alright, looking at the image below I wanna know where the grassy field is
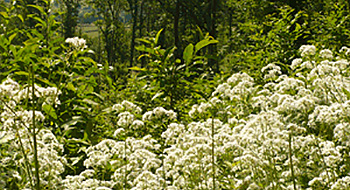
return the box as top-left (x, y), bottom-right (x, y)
top-left (79, 23), bottom-right (99, 38)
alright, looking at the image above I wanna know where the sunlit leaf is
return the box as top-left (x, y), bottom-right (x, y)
top-left (183, 43), bottom-right (194, 64)
top-left (194, 39), bottom-right (219, 54)
top-left (42, 104), bottom-right (57, 119)
top-left (154, 29), bottom-right (163, 45)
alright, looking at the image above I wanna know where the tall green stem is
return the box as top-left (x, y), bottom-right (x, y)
top-left (124, 138), bottom-right (127, 190)
top-left (211, 117), bottom-right (216, 190)
top-left (289, 129), bottom-right (296, 190)
top-left (32, 63), bottom-right (40, 190)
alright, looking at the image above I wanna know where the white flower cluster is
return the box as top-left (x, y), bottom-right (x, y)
top-left (112, 100), bottom-right (142, 114)
top-left (320, 49), bottom-right (333, 59)
top-left (142, 107), bottom-right (177, 121)
top-left (212, 73), bottom-right (256, 101)
top-left (62, 169), bottom-right (114, 190)
top-left (0, 78), bottom-right (65, 189)
top-left (65, 135), bottom-right (161, 189)
top-left (261, 63), bottom-right (282, 80)
top-left (300, 44), bottom-right (316, 57)
top-left (155, 45), bottom-right (350, 189)
top-left (65, 37), bottom-right (87, 51)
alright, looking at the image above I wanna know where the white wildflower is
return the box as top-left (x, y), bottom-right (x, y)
top-left (261, 63), bottom-right (282, 80)
top-left (291, 58), bottom-right (303, 70)
top-left (340, 46), bottom-right (350, 56)
top-left (65, 37), bottom-right (87, 50)
top-left (299, 45), bottom-right (316, 57)
top-left (320, 49), bottom-right (333, 59)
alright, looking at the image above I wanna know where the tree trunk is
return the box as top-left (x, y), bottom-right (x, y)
top-left (229, 7), bottom-right (232, 37)
top-left (130, 0), bottom-right (138, 67)
top-left (174, 0), bottom-right (181, 58)
top-left (209, 0), bottom-right (218, 73)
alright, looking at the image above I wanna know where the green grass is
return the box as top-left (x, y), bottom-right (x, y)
top-left (79, 23), bottom-right (99, 38)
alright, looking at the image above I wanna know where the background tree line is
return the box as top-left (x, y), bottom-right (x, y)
top-left (2, 0), bottom-right (350, 79)
top-left (2, 0), bottom-right (350, 115)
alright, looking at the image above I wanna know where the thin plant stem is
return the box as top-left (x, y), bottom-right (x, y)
top-left (162, 154), bottom-right (166, 190)
top-left (31, 63), bottom-right (40, 190)
top-left (288, 129), bottom-right (296, 190)
top-left (124, 137), bottom-right (127, 190)
top-left (211, 116), bottom-right (216, 190)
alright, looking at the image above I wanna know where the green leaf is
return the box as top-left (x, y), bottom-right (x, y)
top-left (151, 91), bottom-right (164, 101)
top-left (14, 71), bottom-right (29, 76)
top-left (70, 156), bottom-right (84, 166)
top-left (88, 92), bottom-right (104, 101)
top-left (27, 5), bottom-right (45, 15)
top-left (62, 116), bottom-right (84, 133)
top-left (154, 29), bottom-right (163, 45)
top-left (42, 104), bottom-right (57, 119)
top-left (8, 33), bottom-right (17, 43)
top-left (194, 39), bottom-right (219, 54)
top-left (17, 14), bottom-right (24, 23)
top-left (136, 38), bottom-right (152, 45)
top-left (66, 82), bottom-right (76, 92)
top-left (129, 66), bottom-right (146, 72)
top-left (137, 54), bottom-right (151, 61)
top-left (0, 12), bottom-right (8, 19)
top-left (343, 88), bottom-right (350, 99)
top-left (135, 45), bottom-right (155, 54)
top-left (82, 98), bottom-right (99, 106)
top-left (35, 77), bottom-right (56, 87)
top-left (183, 43), bottom-right (194, 63)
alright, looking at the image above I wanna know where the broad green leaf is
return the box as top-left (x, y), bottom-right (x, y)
top-left (42, 104), bottom-right (57, 119)
top-left (183, 43), bottom-right (194, 63)
top-left (343, 88), bottom-right (350, 99)
top-left (17, 14), bottom-right (24, 23)
top-left (0, 12), bottom-right (8, 19)
top-left (8, 33), bottom-right (17, 43)
top-left (194, 39), bottom-right (219, 54)
top-left (67, 82), bottom-right (76, 92)
top-left (135, 45), bottom-right (155, 54)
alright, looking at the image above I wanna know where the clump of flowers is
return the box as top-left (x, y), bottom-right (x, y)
top-left (0, 79), bottom-right (65, 189)
top-left (65, 37), bottom-right (87, 51)
top-left (300, 44), bottom-right (316, 57)
top-left (3, 45), bottom-right (350, 190)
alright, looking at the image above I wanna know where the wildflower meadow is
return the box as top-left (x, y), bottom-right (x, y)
top-left (1, 0), bottom-right (350, 189)
top-left (2, 37), bottom-right (350, 189)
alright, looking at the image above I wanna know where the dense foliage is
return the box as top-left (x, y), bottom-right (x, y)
top-left (1, 0), bottom-right (350, 189)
